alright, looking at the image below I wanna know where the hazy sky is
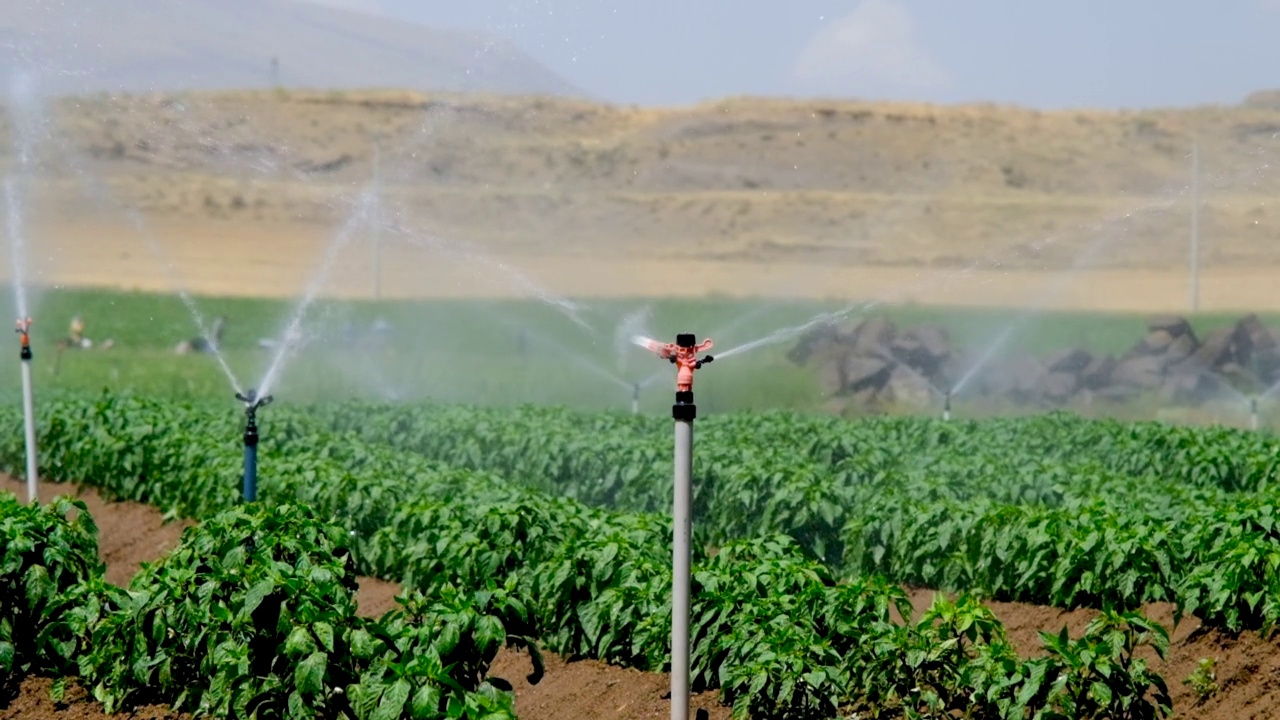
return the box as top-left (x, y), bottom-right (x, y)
top-left (304, 0), bottom-right (1280, 109)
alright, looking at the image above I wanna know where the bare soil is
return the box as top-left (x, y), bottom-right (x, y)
top-left (5, 475), bottom-right (1278, 719)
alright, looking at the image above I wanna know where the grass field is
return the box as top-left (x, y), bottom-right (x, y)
top-left (3, 286), bottom-right (1276, 421)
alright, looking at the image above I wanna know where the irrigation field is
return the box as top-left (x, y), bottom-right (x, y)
top-left (5, 288), bottom-right (1279, 417)
top-left (4, 291), bottom-right (1280, 719)
top-left (5, 384), bottom-right (1280, 717)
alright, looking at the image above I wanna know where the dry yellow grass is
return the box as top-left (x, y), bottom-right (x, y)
top-left (2, 89), bottom-right (1279, 309)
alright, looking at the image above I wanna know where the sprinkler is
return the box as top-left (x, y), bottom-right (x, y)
top-left (641, 332), bottom-right (714, 720)
top-left (1251, 397), bottom-right (1260, 432)
top-left (15, 318), bottom-right (36, 503)
top-left (235, 389), bottom-right (274, 502)
top-left (631, 382), bottom-right (641, 415)
top-left (943, 389), bottom-right (953, 422)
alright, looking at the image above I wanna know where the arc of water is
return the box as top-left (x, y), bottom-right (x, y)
top-left (379, 216), bottom-right (595, 334)
top-left (949, 198), bottom-right (1177, 397)
top-left (257, 187), bottom-right (378, 398)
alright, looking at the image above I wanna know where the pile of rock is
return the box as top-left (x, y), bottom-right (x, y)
top-left (788, 313), bottom-right (1280, 410)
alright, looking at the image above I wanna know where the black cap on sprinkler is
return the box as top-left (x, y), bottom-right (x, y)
top-left (676, 333), bottom-right (696, 348)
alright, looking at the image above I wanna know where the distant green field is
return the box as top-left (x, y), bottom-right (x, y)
top-left (0, 286), bottom-right (1274, 416)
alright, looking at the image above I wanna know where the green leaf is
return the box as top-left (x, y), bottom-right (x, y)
top-left (295, 651), bottom-right (327, 695)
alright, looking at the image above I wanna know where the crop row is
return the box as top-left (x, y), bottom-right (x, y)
top-left (0, 394), bottom-right (1173, 718)
top-left (1, 494), bottom-right (520, 718)
top-left (303, 402), bottom-right (1280, 630)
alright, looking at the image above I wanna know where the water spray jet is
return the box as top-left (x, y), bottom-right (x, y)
top-left (639, 332), bottom-right (714, 720)
top-left (235, 389), bottom-right (274, 503)
top-left (15, 318), bottom-right (36, 502)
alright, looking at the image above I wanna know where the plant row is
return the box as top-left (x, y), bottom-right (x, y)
top-left (301, 401), bottom-right (1280, 631)
top-left (0, 394), bottom-right (1174, 718)
top-left (0, 493), bottom-right (521, 718)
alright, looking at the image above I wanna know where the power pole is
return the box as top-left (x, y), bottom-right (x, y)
top-left (372, 138), bottom-right (382, 304)
top-left (1190, 138), bottom-right (1201, 313)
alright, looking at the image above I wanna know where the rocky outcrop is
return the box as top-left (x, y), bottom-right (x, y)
top-left (790, 313), bottom-right (1280, 410)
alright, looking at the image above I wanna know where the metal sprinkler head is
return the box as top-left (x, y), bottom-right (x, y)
top-left (235, 388), bottom-right (275, 418)
top-left (15, 317), bottom-right (31, 360)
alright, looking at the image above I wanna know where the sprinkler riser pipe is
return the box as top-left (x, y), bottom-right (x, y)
top-left (1251, 398), bottom-right (1260, 432)
top-left (632, 384), bottom-right (641, 415)
top-left (671, 421), bottom-right (692, 720)
top-left (671, 393), bottom-right (694, 720)
top-left (243, 421), bottom-right (259, 502)
top-left (943, 391), bottom-right (952, 422)
top-left (20, 358), bottom-right (36, 503)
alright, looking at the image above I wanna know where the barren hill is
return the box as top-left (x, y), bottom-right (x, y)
top-left (0, 0), bottom-right (580, 97)
top-left (3, 89), bottom-right (1280, 308)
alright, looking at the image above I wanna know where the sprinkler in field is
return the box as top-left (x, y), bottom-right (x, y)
top-left (15, 318), bottom-right (36, 503)
top-left (639, 332), bottom-right (713, 720)
top-left (1251, 396), bottom-right (1260, 432)
top-left (235, 389), bottom-right (274, 502)
top-left (631, 382), bottom-right (641, 415)
top-left (943, 389), bottom-right (953, 422)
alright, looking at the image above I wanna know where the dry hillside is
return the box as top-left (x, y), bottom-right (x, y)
top-left (1, 89), bottom-right (1279, 307)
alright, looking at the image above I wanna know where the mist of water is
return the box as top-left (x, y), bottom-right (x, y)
top-left (382, 216), bottom-right (595, 334)
top-left (257, 188), bottom-right (378, 398)
top-left (38, 110), bottom-right (246, 395)
top-left (950, 198), bottom-right (1175, 396)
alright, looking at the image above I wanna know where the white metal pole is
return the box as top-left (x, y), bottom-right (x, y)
top-left (942, 390), bottom-right (952, 422)
top-left (21, 354), bottom-right (36, 503)
top-left (671, 410), bottom-right (693, 720)
top-left (1190, 139), bottom-right (1200, 313)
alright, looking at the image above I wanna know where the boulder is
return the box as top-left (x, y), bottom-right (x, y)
top-left (1079, 355), bottom-right (1117, 390)
top-left (849, 317), bottom-right (897, 356)
top-left (1159, 370), bottom-right (1225, 405)
top-left (1111, 354), bottom-right (1164, 389)
top-left (1175, 327), bottom-right (1234, 373)
top-left (1136, 329), bottom-right (1175, 356)
top-left (1165, 332), bottom-right (1198, 364)
top-left (1147, 315), bottom-right (1192, 337)
top-left (787, 320), bottom-right (840, 365)
top-left (841, 355), bottom-right (895, 394)
top-left (1045, 347), bottom-right (1093, 374)
top-left (885, 365), bottom-right (935, 407)
top-left (1238, 314), bottom-right (1278, 352)
top-left (815, 352), bottom-right (847, 396)
top-left (1041, 371), bottom-right (1080, 402)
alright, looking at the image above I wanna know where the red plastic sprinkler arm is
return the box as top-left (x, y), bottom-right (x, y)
top-left (642, 337), bottom-right (714, 392)
top-left (15, 318), bottom-right (31, 346)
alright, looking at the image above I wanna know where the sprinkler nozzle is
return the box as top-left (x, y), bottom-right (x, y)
top-left (15, 318), bottom-right (31, 360)
top-left (236, 389), bottom-right (275, 415)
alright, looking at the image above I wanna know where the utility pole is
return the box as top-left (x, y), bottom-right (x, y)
top-left (1190, 138), bottom-right (1201, 313)
top-left (372, 138), bottom-right (382, 303)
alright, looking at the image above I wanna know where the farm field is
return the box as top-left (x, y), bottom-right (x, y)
top-left (6, 393), bottom-right (1280, 718)
top-left (7, 288), bottom-right (1280, 425)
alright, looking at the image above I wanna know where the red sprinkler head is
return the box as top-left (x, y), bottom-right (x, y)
top-left (15, 318), bottom-right (31, 348)
top-left (642, 333), bottom-right (714, 392)
top-left (15, 318), bottom-right (32, 361)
